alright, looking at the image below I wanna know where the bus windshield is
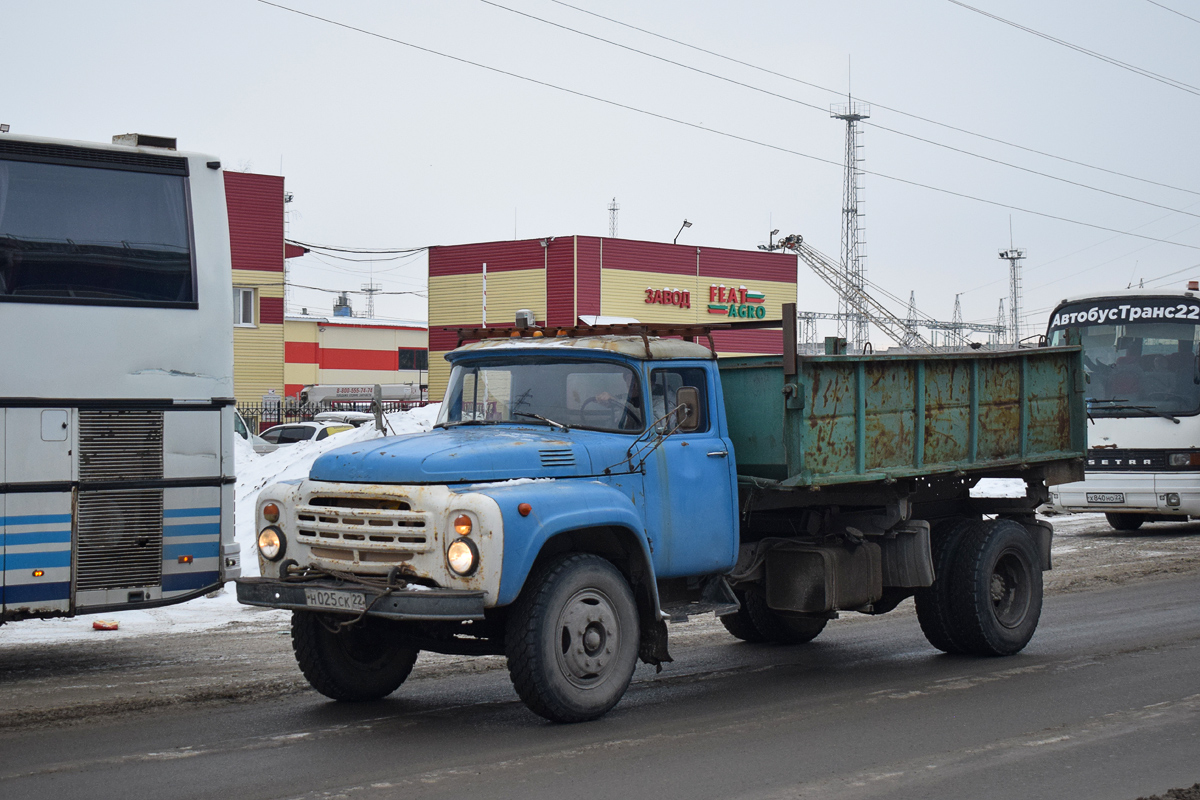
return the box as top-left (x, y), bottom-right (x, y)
top-left (1049, 300), bottom-right (1200, 418)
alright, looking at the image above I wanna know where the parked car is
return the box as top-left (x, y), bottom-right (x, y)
top-left (234, 410), bottom-right (274, 454)
top-left (257, 421), bottom-right (354, 453)
top-left (313, 410), bottom-right (376, 427)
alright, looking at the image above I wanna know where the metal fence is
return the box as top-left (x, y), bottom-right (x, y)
top-left (237, 400), bottom-right (433, 434)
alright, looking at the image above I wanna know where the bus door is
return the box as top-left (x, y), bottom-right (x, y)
top-left (2, 408), bottom-right (74, 618)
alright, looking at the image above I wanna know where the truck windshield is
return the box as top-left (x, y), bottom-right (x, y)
top-left (437, 358), bottom-right (644, 433)
top-left (1049, 300), bottom-right (1200, 418)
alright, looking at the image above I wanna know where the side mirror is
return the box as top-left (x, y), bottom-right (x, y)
top-left (675, 386), bottom-right (700, 432)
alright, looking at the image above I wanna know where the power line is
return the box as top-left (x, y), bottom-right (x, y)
top-left (483, 0), bottom-right (1200, 221)
top-left (254, 1), bottom-right (1200, 251)
top-left (290, 281), bottom-right (426, 297)
top-left (1144, 0), bottom-right (1200, 26)
top-left (286, 237), bottom-right (428, 254)
top-left (946, 0), bottom-right (1200, 96)
top-left (547, 0), bottom-right (1200, 199)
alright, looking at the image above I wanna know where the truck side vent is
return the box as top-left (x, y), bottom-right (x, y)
top-left (76, 489), bottom-right (164, 591)
top-left (79, 410), bottom-right (164, 481)
top-left (539, 448), bottom-right (575, 467)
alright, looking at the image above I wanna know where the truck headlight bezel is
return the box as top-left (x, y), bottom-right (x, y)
top-left (257, 526), bottom-right (286, 561)
top-left (446, 537), bottom-right (479, 576)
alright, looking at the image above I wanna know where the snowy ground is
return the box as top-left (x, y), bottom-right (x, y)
top-left (1, 405), bottom-right (441, 645)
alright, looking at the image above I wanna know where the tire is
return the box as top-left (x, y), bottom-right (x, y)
top-left (947, 519), bottom-right (1043, 656)
top-left (505, 554), bottom-right (640, 723)
top-left (291, 611), bottom-right (419, 701)
top-left (719, 590), bottom-right (769, 643)
top-left (1105, 512), bottom-right (1145, 532)
top-left (914, 517), bottom-right (979, 654)
top-left (740, 588), bottom-right (827, 644)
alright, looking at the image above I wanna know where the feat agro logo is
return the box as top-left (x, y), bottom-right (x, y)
top-left (708, 285), bottom-right (766, 319)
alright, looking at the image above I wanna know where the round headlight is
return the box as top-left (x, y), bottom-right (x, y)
top-left (262, 502), bottom-right (280, 523)
top-left (257, 527), bottom-right (285, 561)
top-left (447, 537), bottom-right (479, 576)
top-left (454, 514), bottom-right (473, 536)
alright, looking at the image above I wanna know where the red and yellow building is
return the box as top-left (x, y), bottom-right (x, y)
top-left (427, 236), bottom-right (798, 395)
top-left (283, 315), bottom-right (428, 399)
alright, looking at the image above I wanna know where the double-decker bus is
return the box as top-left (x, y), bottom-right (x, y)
top-left (1, 132), bottom-right (240, 622)
top-left (1045, 288), bottom-right (1200, 530)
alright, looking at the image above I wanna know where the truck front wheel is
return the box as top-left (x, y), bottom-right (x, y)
top-left (947, 519), bottom-right (1043, 656)
top-left (505, 554), bottom-right (640, 723)
top-left (739, 589), bottom-right (826, 644)
top-left (291, 611), bottom-right (419, 701)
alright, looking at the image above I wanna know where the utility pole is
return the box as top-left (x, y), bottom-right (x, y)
top-left (832, 98), bottom-right (871, 351)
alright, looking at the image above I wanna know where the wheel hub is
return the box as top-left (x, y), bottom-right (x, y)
top-left (556, 589), bottom-right (619, 687)
top-left (990, 550), bottom-right (1032, 629)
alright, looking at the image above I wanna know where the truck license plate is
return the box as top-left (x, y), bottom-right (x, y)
top-left (1086, 492), bottom-right (1125, 504)
top-left (303, 588), bottom-right (367, 612)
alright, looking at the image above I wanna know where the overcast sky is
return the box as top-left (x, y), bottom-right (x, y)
top-left (6, 0), bottom-right (1200, 341)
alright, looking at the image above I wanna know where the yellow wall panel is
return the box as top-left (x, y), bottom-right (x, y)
top-left (233, 323), bottom-right (285, 405)
top-left (284, 319), bottom-right (319, 344)
top-left (428, 350), bottom-right (453, 399)
top-left (600, 269), bottom-right (796, 326)
top-left (232, 268), bottom-right (285, 298)
top-left (429, 270), bottom-right (545, 328)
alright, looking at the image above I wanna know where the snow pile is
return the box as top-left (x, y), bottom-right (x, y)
top-left (1, 405), bottom-right (440, 644)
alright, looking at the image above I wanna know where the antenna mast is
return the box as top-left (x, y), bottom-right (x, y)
top-left (999, 245), bottom-right (1026, 344)
top-left (832, 97), bottom-right (871, 352)
top-left (608, 197), bottom-right (619, 238)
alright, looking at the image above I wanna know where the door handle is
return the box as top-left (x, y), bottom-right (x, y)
top-left (707, 450), bottom-right (728, 458)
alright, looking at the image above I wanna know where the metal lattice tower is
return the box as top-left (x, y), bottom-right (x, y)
top-left (901, 291), bottom-right (921, 348)
top-left (608, 197), bottom-right (619, 238)
top-left (361, 282), bottom-right (381, 318)
top-left (999, 246), bottom-right (1026, 344)
top-left (832, 99), bottom-right (871, 351)
top-left (993, 299), bottom-right (1006, 346)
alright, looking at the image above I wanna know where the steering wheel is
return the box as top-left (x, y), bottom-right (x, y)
top-left (581, 394), bottom-right (642, 427)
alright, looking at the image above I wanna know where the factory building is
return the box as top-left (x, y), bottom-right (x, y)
top-left (426, 236), bottom-right (798, 396)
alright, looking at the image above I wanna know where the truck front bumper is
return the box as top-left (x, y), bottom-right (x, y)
top-left (235, 577), bottom-right (486, 621)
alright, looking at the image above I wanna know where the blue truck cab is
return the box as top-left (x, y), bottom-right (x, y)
top-left (238, 332), bottom-right (741, 722)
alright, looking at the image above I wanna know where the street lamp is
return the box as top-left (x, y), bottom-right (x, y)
top-left (673, 219), bottom-right (692, 245)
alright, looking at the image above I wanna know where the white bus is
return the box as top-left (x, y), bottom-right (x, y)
top-left (0, 132), bottom-right (240, 622)
top-left (1045, 288), bottom-right (1200, 530)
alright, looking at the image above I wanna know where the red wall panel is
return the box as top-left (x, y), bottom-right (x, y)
top-left (709, 329), bottom-right (783, 354)
top-left (545, 237), bottom-right (577, 327)
top-left (577, 237), bottom-right (602, 317)
top-left (429, 239), bottom-right (547, 276)
top-left (224, 172), bottom-right (284, 273)
top-left (259, 296), bottom-right (284, 324)
top-left (601, 238), bottom-right (695, 276)
top-left (700, 248), bottom-right (796, 284)
top-left (285, 342), bottom-right (320, 363)
top-left (319, 348), bottom-right (399, 371)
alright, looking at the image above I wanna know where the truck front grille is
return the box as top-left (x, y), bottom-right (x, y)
top-left (76, 489), bottom-right (164, 590)
top-left (296, 494), bottom-right (430, 554)
top-left (78, 410), bottom-right (164, 481)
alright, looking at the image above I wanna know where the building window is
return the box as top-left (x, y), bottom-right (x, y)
top-left (398, 348), bottom-right (428, 370)
top-left (234, 288), bottom-right (256, 326)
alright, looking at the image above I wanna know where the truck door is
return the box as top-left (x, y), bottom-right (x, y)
top-left (642, 365), bottom-right (739, 577)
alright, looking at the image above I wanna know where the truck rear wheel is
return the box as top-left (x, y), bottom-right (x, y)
top-left (505, 553), bottom-right (640, 723)
top-left (947, 519), bottom-right (1043, 656)
top-left (719, 589), bottom-right (769, 642)
top-left (915, 517), bottom-right (978, 654)
top-left (291, 611), bottom-right (419, 701)
top-left (1105, 512), bottom-right (1145, 532)
top-left (741, 589), bottom-right (826, 644)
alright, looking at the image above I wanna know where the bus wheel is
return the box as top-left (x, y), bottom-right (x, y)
top-left (719, 589), bottom-right (769, 642)
top-left (740, 589), bottom-right (826, 644)
top-left (1105, 513), bottom-right (1145, 532)
top-left (506, 554), bottom-right (639, 723)
top-left (948, 519), bottom-right (1043, 656)
top-left (915, 518), bottom-right (978, 654)
top-left (291, 611), bottom-right (418, 701)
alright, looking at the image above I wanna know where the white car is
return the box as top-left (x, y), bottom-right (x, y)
top-left (234, 410), bottom-right (274, 454)
top-left (257, 421), bottom-right (354, 453)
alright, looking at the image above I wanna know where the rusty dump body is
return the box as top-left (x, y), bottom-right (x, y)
top-left (719, 346), bottom-right (1087, 489)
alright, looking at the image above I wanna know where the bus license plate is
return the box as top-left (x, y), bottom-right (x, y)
top-left (1086, 493), bottom-right (1125, 504)
top-left (303, 588), bottom-right (367, 612)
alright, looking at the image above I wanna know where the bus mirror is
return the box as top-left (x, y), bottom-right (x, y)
top-left (675, 387), bottom-right (700, 432)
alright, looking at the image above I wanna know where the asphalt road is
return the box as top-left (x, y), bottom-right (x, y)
top-left (1, 574), bottom-right (1197, 800)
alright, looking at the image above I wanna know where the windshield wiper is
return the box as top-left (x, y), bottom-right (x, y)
top-left (513, 411), bottom-right (570, 431)
top-left (1086, 400), bottom-right (1180, 424)
top-left (439, 419), bottom-right (500, 428)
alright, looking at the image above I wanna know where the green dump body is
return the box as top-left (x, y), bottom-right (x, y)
top-left (719, 346), bottom-right (1086, 487)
